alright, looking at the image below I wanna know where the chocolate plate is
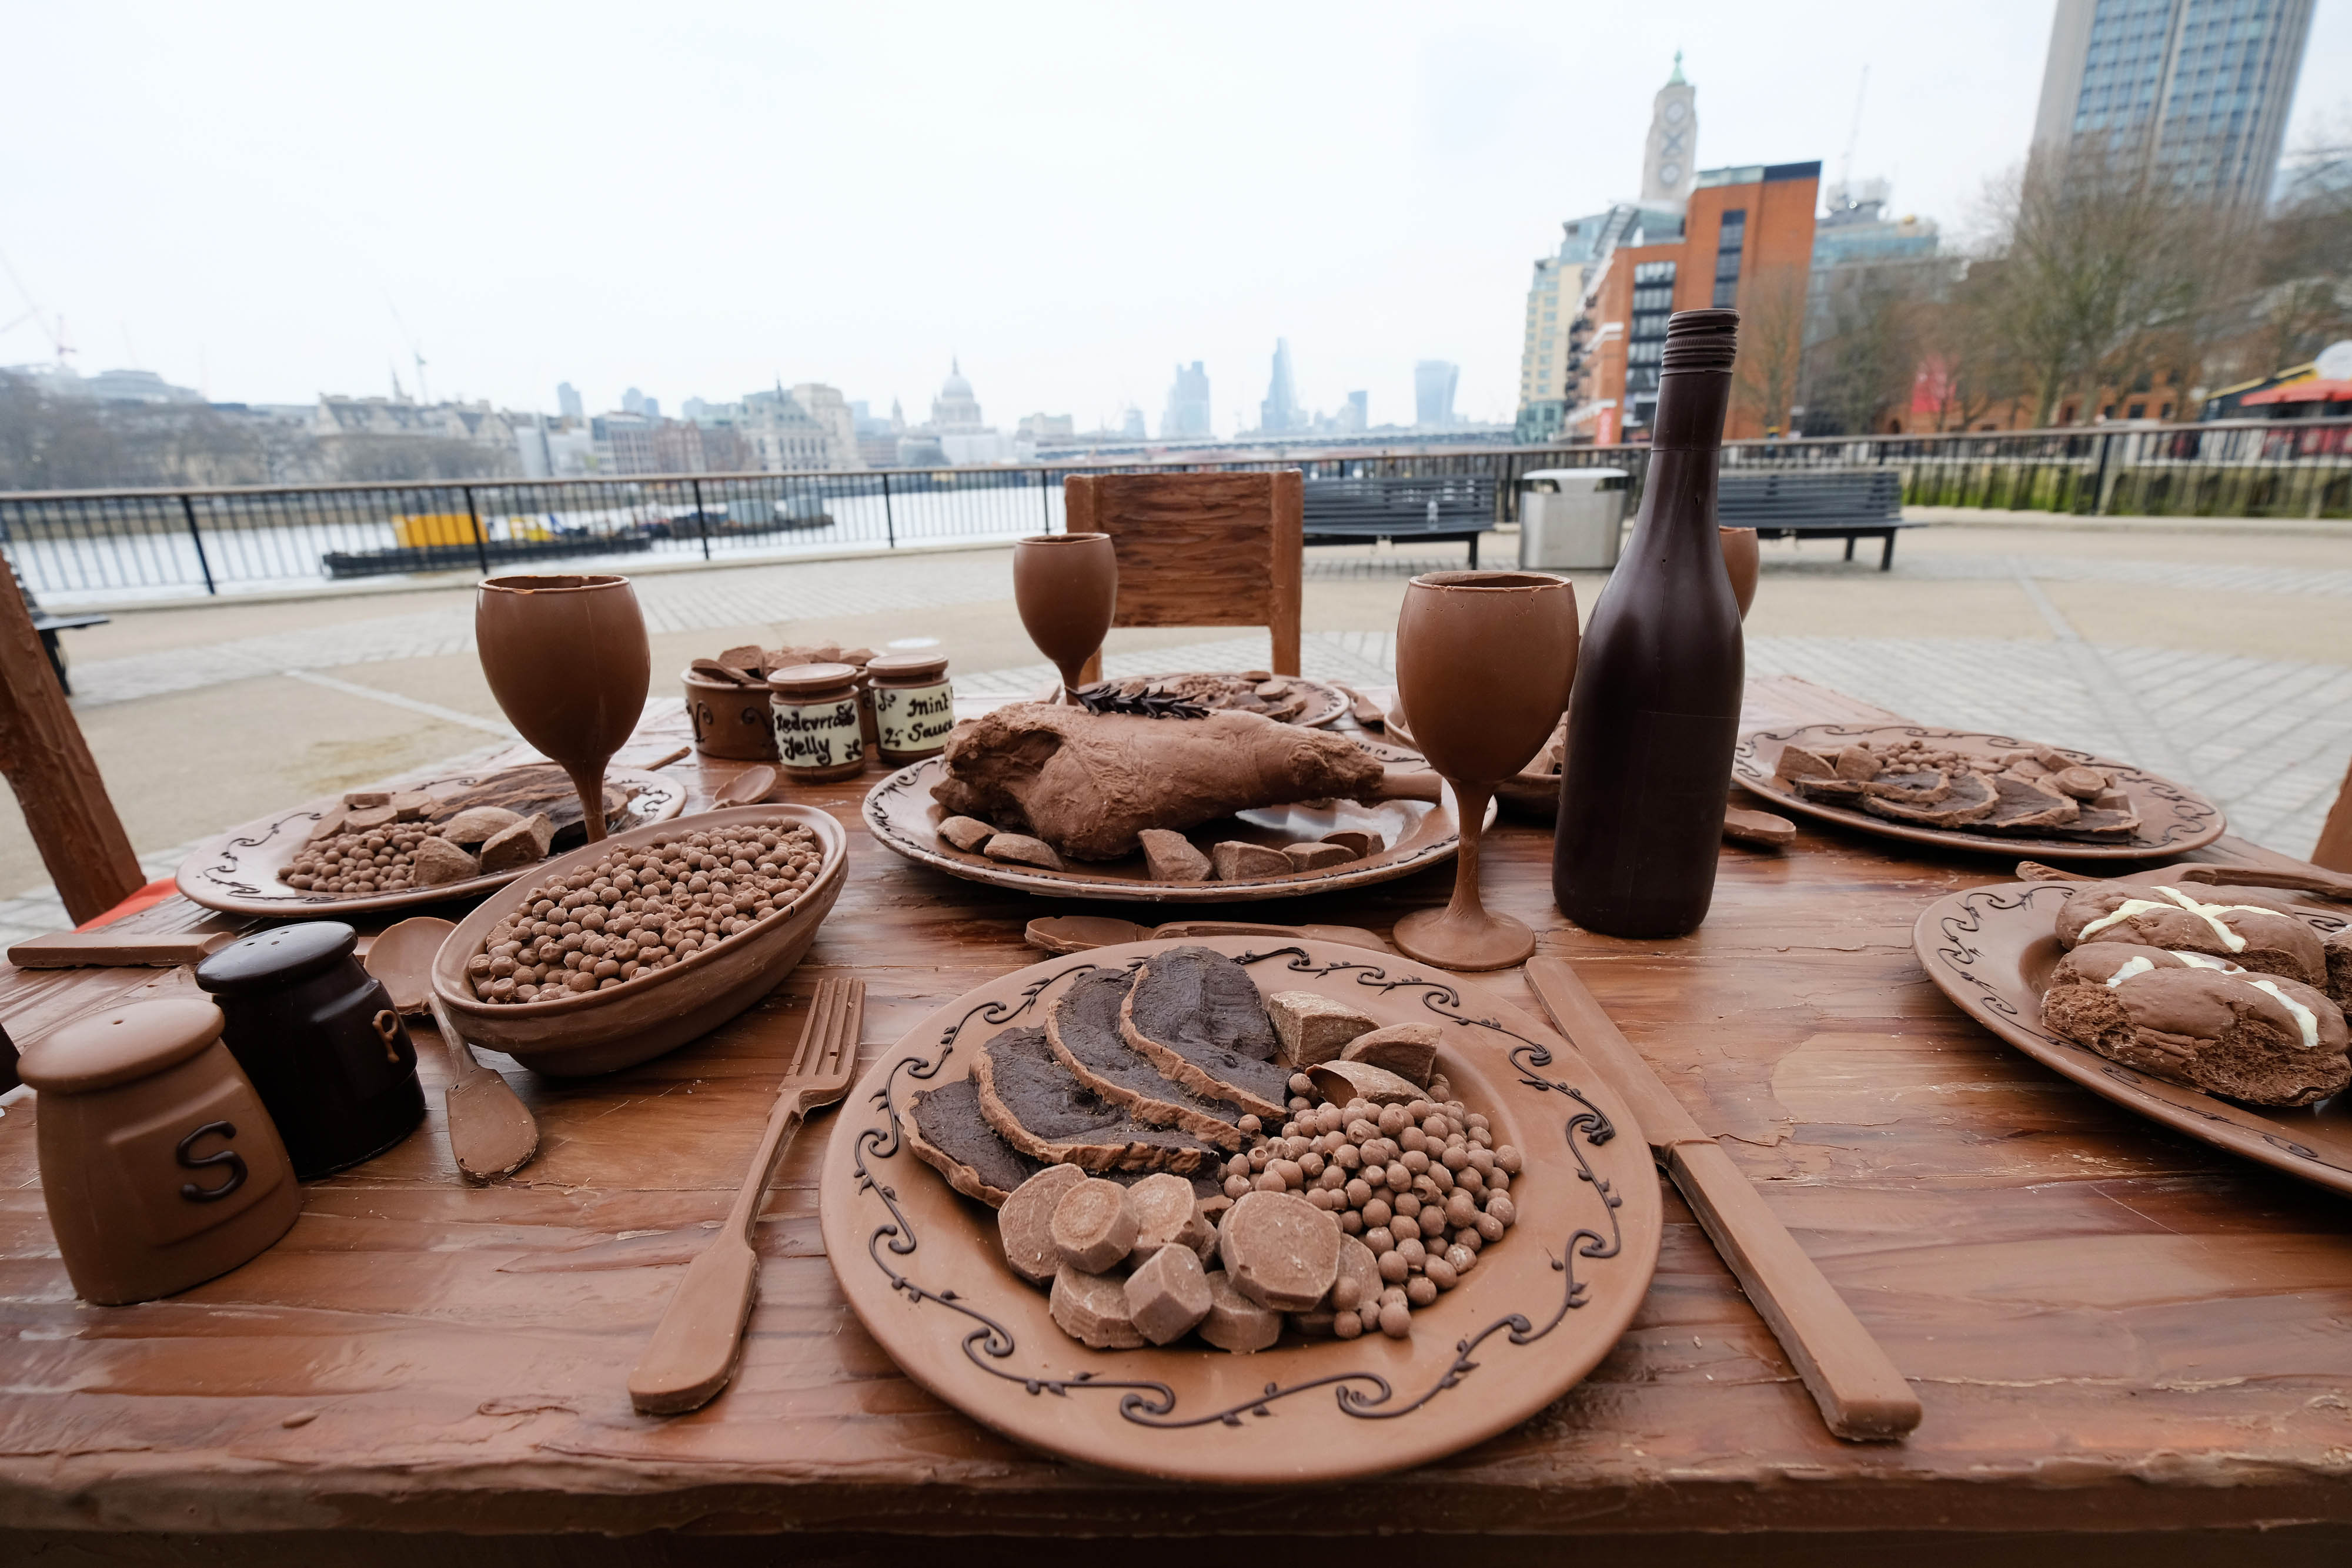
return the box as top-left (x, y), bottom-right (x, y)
top-left (1735, 723), bottom-right (2226, 861)
top-left (817, 936), bottom-right (1661, 1483)
top-left (862, 736), bottom-right (1495, 904)
top-left (1913, 874), bottom-right (2352, 1196)
top-left (175, 767), bottom-right (689, 918)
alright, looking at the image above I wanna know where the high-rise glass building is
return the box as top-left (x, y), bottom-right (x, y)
top-left (1161, 361), bottom-right (1211, 438)
top-left (1259, 340), bottom-right (1299, 434)
top-left (1414, 361), bottom-right (1459, 429)
top-left (2031, 0), bottom-right (2314, 209)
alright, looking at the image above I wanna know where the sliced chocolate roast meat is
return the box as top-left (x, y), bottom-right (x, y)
top-left (1118, 946), bottom-right (1291, 1119)
top-left (906, 1078), bottom-right (1047, 1207)
top-left (1046, 969), bottom-right (1250, 1150)
top-left (974, 1026), bottom-right (1224, 1175)
top-left (1862, 767), bottom-right (1954, 808)
top-left (1862, 769), bottom-right (1997, 827)
top-left (1962, 773), bottom-right (2083, 834)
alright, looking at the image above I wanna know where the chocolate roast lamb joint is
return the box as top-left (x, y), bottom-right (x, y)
top-left (1555, 309), bottom-right (1745, 939)
top-left (19, 997), bottom-right (303, 1305)
top-left (929, 702), bottom-right (1387, 861)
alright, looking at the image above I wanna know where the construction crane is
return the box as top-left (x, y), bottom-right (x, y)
top-left (0, 249), bottom-right (74, 363)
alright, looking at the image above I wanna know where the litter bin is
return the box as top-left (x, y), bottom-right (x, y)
top-left (1516, 468), bottom-right (1630, 570)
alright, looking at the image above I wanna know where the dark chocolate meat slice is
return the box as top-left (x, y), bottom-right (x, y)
top-left (906, 1078), bottom-right (1045, 1207)
top-left (974, 1027), bottom-right (1223, 1175)
top-left (1863, 770), bottom-right (1996, 827)
top-left (1960, 773), bottom-right (2082, 833)
top-left (1047, 971), bottom-right (1249, 1151)
top-left (1118, 946), bottom-right (1291, 1119)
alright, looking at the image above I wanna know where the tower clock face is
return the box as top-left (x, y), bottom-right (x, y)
top-left (1665, 100), bottom-right (1686, 123)
top-left (1660, 162), bottom-right (1681, 186)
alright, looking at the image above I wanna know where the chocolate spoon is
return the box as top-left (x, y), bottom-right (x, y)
top-left (711, 765), bottom-right (779, 807)
top-left (366, 917), bottom-right (540, 1182)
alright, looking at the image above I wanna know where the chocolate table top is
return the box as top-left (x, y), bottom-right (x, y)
top-left (2, 678), bottom-right (2348, 1546)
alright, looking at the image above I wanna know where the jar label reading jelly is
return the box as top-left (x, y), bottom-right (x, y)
top-left (773, 697), bottom-right (864, 768)
top-left (874, 681), bottom-right (956, 755)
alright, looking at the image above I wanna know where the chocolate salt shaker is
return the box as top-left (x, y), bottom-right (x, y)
top-left (19, 997), bottom-right (302, 1304)
top-left (195, 922), bottom-right (426, 1179)
top-left (867, 651), bottom-right (956, 764)
top-left (767, 662), bottom-right (868, 782)
top-left (1553, 307), bottom-right (1746, 938)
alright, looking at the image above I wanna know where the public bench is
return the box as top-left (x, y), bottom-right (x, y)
top-left (1302, 474), bottom-right (1497, 565)
top-left (1719, 467), bottom-right (1913, 570)
top-left (12, 580), bottom-right (106, 696)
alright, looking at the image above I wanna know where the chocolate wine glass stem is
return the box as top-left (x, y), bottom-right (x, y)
top-left (1439, 781), bottom-right (1493, 924)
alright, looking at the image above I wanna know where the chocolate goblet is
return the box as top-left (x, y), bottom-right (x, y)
top-left (1013, 533), bottom-right (1117, 703)
top-left (1392, 571), bottom-right (1578, 971)
top-left (475, 574), bottom-right (651, 843)
top-left (1720, 528), bottom-right (1760, 620)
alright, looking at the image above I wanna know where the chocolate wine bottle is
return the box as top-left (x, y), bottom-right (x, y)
top-left (1552, 308), bottom-right (1744, 938)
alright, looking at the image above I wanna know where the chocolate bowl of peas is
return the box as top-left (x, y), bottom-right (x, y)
top-left (429, 804), bottom-right (847, 1075)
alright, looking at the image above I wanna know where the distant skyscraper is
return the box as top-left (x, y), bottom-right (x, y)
top-left (622, 386), bottom-right (647, 416)
top-left (1641, 54), bottom-right (1699, 209)
top-left (2031, 0), bottom-right (2314, 209)
top-left (1162, 361), bottom-right (1212, 437)
top-left (641, 396), bottom-right (660, 422)
top-left (1121, 407), bottom-right (1145, 439)
top-left (557, 381), bottom-right (583, 420)
top-left (1414, 362), bottom-right (1459, 428)
top-left (1259, 340), bottom-right (1299, 434)
top-left (1343, 390), bottom-right (1368, 432)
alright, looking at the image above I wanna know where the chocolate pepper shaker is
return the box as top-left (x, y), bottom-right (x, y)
top-left (195, 922), bottom-right (426, 1179)
top-left (19, 997), bottom-right (302, 1304)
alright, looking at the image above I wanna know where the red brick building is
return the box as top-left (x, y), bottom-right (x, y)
top-left (1569, 162), bottom-right (1820, 443)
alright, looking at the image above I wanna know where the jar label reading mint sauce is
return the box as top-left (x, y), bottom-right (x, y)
top-left (773, 697), bottom-right (864, 769)
top-left (875, 681), bottom-right (956, 759)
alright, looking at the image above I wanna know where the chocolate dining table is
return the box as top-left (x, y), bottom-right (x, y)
top-left (1, 676), bottom-right (2348, 1567)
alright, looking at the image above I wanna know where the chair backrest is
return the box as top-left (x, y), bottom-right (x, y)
top-left (0, 557), bottom-right (142, 925)
top-left (1064, 470), bottom-right (1303, 678)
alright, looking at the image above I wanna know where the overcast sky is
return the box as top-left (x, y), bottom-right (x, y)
top-left (4, 1), bottom-right (2346, 430)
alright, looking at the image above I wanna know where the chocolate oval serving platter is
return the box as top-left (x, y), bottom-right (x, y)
top-left (817, 935), bottom-right (1661, 1484)
top-left (176, 765), bottom-right (688, 918)
top-left (1913, 870), bottom-right (2352, 1196)
top-left (863, 735), bottom-right (1491, 904)
top-left (1735, 723), bottom-right (2226, 861)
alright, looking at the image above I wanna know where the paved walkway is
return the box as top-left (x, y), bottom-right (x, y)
top-left (4, 527), bottom-right (2348, 949)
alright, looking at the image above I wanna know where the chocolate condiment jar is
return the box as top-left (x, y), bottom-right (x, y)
top-left (867, 651), bottom-right (956, 764)
top-left (767, 662), bottom-right (868, 782)
top-left (194, 922), bottom-right (426, 1179)
top-left (19, 997), bottom-right (302, 1305)
top-left (683, 665), bottom-right (780, 761)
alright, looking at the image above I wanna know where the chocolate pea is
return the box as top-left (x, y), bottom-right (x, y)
top-left (1425, 1258), bottom-right (1459, 1290)
top-left (1378, 1303), bottom-right (1411, 1339)
top-left (1334, 1310), bottom-right (1364, 1340)
top-left (1405, 1276), bottom-right (1438, 1308)
top-left (1496, 1145), bottom-right (1523, 1175)
top-left (1377, 1251), bottom-right (1409, 1285)
top-left (1364, 1226), bottom-right (1394, 1255)
top-left (1446, 1244), bottom-right (1476, 1275)
top-left (1377, 1104), bottom-right (1408, 1136)
top-left (1475, 1212), bottom-right (1506, 1242)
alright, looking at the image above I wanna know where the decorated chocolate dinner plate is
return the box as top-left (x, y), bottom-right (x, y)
top-left (817, 936), bottom-right (1661, 1483)
top-left (1737, 723), bottom-right (2227, 861)
top-left (175, 765), bottom-right (688, 918)
top-left (1913, 871), bottom-right (2352, 1196)
top-left (861, 735), bottom-right (1495, 904)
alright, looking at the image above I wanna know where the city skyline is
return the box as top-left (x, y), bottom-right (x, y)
top-left (4, 2), bottom-right (2348, 429)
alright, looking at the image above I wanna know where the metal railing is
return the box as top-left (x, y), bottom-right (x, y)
top-left (4, 418), bottom-right (2346, 604)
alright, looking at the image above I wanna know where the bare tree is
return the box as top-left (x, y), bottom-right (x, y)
top-left (1732, 266), bottom-right (1808, 436)
top-left (1977, 138), bottom-right (2237, 424)
top-left (1800, 259), bottom-right (1941, 434)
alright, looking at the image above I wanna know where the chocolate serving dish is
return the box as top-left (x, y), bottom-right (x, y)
top-left (428, 805), bottom-right (847, 1076)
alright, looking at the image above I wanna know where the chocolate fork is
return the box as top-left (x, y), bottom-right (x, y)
top-left (629, 977), bottom-right (863, 1415)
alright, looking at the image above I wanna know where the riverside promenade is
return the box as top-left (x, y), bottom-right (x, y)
top-left (2, 513), bottom-right (2347, 945)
